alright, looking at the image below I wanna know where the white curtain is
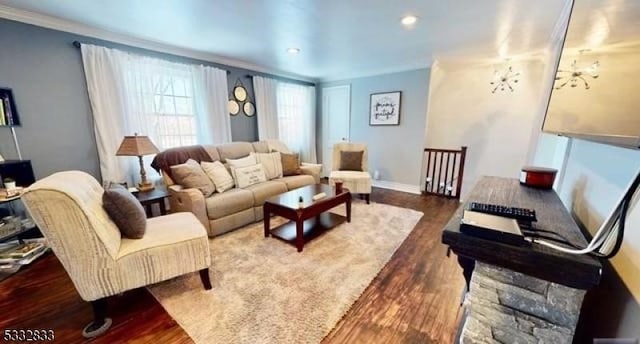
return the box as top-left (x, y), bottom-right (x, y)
top-left (254, 76), bottom-right (280, 140)
top-left (81, 44), bottom-right (230, 185)
top-left (254, 76), bottom-right (317, 163)
top-left (276, 82), bottom-right (317, 163)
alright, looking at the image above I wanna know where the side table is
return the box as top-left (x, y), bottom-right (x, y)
top-left (134, 188), bottom-right (169, 218)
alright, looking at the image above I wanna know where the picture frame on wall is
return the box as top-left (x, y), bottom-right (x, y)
top-left (369, 91), bottom-right (401, 126)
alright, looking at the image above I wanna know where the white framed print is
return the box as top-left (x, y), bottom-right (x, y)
top-left (369, 91), bottom-right (401, 126)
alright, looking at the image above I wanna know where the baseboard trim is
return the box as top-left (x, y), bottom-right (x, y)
top-left (372, 180), bottom-right (422, 195)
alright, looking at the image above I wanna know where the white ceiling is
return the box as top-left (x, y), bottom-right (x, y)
top-left (0, 0), bottom-right (570, 81)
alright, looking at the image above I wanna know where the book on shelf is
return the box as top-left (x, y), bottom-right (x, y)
top-left (2, 97), bottom-right (13, 126)
top-left (0, 239), bottom-right (48, 267)
top-left (0, 100), bottom-right (5, 126)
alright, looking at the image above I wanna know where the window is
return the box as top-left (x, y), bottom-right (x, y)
top-left (129, 68), bottom-right (197, 149)
top-left (276, 82), bottom-right (316, 162)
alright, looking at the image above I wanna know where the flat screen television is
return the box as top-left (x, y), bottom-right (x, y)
top-left (542, 0), bottom-right (640, 148)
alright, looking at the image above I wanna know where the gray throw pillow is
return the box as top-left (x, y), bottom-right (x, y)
top-left (339, 151), bottom-right (364, 171)
top-left (103, 185), bottom-right (147, 239)
top-left (170, 159), bottom-right (216, 196)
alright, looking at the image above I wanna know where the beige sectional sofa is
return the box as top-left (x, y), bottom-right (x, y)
top-left (163, 141), bottom-right (320, 237)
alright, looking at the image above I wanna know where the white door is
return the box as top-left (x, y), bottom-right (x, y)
top-left (322, 85), bottom-right (351, 176)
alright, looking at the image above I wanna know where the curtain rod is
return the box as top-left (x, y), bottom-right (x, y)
top-left (73, 41), bottom-right (313, 83)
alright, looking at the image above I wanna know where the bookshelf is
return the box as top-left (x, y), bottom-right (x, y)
top-left (0, 88), bottom-right (20, 127)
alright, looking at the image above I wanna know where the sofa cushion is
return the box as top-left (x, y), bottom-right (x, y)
top-left (339, 150), bottom-right (364, 171)
top-left (252, 141), bottom-right (270, 153)
top-left (254, 152), bottom-right (283, 180)
top-left (280, 152), bottom-right (300, 176)
top-left (244, 180), bottom-right (288, 206)
top-left (205, 188), bottom-right (254, 219)
top-left (202, 145), bottom-right (221, 162)
top-left (234, 164), bottom-right (267, 188)
top-left (216, 142), bottom-right (255, 162)
top-left (117, 212), bottom-right (206, 258)
top-left (201, 161), bottom-right (234, 193)
top-left (278, 175), bottom-right (315, 190)
top-left (102, 185), bottom-right (147, 239)
top-left (170, 159), bottom-right (215, 196)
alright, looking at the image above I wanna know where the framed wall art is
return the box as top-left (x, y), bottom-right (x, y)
top-left (369, 91), bottom-right (401, 126)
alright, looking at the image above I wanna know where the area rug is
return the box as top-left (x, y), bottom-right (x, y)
top-left (148, 202), bottom-right (423, 344)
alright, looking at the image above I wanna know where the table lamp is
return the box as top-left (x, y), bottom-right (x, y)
top-left (116, 133), bottom-right (159, 192)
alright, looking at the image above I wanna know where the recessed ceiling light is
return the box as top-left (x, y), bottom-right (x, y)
top-left (287, 48), bottom-right (300, 54)
top-left (401, 15), bottom-right (418, 26)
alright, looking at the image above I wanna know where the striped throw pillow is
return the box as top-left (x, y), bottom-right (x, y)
top-left (253, 152), bottom-right (283, 180)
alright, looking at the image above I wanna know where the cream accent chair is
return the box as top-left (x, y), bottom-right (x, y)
top-left (329, 142), bottom-right (372, 204)
top-left (22, 171), bottom-right (212, 338)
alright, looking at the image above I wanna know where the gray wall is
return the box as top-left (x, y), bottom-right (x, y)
top-left (319, 68), bottom-right (430, 187)
top-left (0, 18), bottom-right (311, 180)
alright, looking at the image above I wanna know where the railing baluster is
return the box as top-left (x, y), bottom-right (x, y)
top-left (422, 146), bottom-right (468, 199)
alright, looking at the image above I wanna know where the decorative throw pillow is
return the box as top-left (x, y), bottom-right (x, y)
top-left (233, 163), bottom-right (267, 188)
top-left (226, 154), bottom-right (257, 169)
top-left (102, 184), bottom-right (146, 239)
top-left (170, 159), bottom-right (215, 196)
top-left (227, 154), bottom-right (258, 181)
top-left (254, 152), bottom-right (283, 180)
top-left (280, 152), bottom-right (301, 176)
top-left (201, 161), bottom-right (234, 193)
top-left (339, 151), bottom-right (364, 171)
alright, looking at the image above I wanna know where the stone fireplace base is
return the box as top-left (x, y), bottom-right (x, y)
top-left (461, 262), bottom-right (586, 344)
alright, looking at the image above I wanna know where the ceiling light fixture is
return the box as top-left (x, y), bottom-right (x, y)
top-left (401, 15), bottom-right (418, 26)
top-left (490, 63), bottom-right (521, 93)
top-left (555, 50), bottom-right (599, 90)
top-left (286, 48), bottom-right (300, 54)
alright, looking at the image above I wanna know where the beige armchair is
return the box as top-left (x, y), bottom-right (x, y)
top-left (329, 142), bottom-right (372, 204)
top-left (22, 171), bottom-right (212, 338)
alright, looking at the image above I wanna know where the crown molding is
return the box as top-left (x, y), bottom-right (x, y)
top-left (0, 4), bottom-right (317, 83)
top-left (319, 62), bottom-right (432, 83)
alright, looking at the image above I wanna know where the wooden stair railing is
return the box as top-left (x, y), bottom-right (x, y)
top-left (423, 146), bottom-right (467, 199)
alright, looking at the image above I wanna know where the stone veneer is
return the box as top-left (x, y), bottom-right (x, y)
top-left (461, 262), bottom-right (586, 344)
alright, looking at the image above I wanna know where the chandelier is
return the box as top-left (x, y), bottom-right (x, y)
top-left (555, 51), bottom-right (599, 90)
top-left (490, 65), bottom-right (521, 93)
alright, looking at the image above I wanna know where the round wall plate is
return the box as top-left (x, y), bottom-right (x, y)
top-left (243, 101), bottom-right (256, 117)
top-left (228, 99), bottom-right (240, 116)
top-left (233, 86), bottom-right (248, 102)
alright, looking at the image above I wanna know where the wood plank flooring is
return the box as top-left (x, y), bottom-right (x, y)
top-left (0, 187), bottom-right (463, 344)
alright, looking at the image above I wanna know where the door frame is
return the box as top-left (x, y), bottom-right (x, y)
top-left (321, 84), bottom-right (351, 176)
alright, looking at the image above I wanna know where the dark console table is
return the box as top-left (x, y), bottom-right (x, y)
top-left (442, 176), bottom-right (601, 343)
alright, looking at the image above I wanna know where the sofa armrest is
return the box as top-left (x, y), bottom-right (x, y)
top-left (168, 185), bottom-right (209, 230)
top-left (300, 163), bottom-right (322, 184)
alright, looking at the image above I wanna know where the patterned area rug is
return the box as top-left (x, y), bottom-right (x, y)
top-left (148, 202), bottom-right (423, 344)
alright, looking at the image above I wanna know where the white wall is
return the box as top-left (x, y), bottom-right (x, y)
top-left (423, 59), bottom-right (547, 198)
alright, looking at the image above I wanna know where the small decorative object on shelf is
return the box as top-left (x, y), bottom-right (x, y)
top-left (0, 238), bottom-right (49, 273)
top-left (3, 177), bottom-right (16, 190)
top-left (116, 133), bottom-right (160, 192)
top-left (298, 196), bottom-right (304, 209)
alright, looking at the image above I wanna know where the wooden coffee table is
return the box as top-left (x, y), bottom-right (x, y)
top-left (263, 184), bottom-right (351, 252)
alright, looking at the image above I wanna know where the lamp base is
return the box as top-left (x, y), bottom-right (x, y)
top-left (138, 182), bottom-right (155, 192)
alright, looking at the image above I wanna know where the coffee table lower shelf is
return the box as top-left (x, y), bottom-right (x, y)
top-left (269, 212), bottom-right (347, 250)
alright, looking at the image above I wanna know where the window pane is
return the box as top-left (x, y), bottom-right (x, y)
top-left (162, 96), bottom-right (176, 114)
top-left (175, 97), bottom-right (192, 115)
top-left (172, 78), bottom-right (187, 97)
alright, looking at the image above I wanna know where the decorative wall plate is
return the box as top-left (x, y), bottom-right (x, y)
top-left (228, 99), bottom-right (240, 116)
top-left (233, 85), bottom-right (247, 102)
top-left (243, 102), bottom-right (256, 117)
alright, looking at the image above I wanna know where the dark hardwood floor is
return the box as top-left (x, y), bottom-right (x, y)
top-left (0, 187), bottom-right (463, 344)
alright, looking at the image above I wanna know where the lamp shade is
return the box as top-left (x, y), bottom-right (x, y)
top-left (116, 134), bottom-right (159, 156)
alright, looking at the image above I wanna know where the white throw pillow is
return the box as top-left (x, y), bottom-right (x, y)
top-left (254, 152), bottom-right (283, 180)
top-left (201, 161), bottom-right (234, 193)
top-left (233, 163), bottom-right (267, 188)
top-left (226, 154), bottom-right (257, 169)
